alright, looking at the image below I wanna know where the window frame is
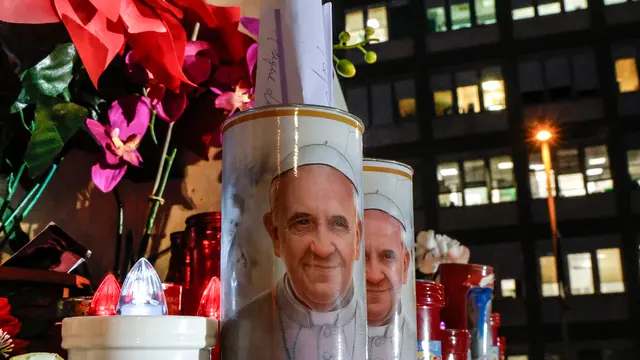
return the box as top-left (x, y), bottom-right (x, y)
top-left (425, 0), bottom-right (497, 33)
top-left (437, 154), bottom-right (517, 207)
top-left (510, 0), bottom-right (589, 22)
top-left (528, 144), bottom-right (613, 199)
top-left (431, 66), bottom-right (507, 117)
top-left (344, 78), bottom-right (418, 128)
top-left (519, 51), bottom-right (600, 105)
top-left (345, 4), bottom-right (391, 44)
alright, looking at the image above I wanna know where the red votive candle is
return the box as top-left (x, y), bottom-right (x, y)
top-left (490, 313), bottom-right (501, 359)
top-left (442, 329), bottom-right (470, 360)
top-left (162, 283), bottom-right (183, 315)
top-left (416, 280), bottom-right (445, 359)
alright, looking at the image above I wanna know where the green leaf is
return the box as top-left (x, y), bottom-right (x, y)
top-left (21, 43), bottom-right (77, 100)
top-left (23, 103), bottom-right (88, 177)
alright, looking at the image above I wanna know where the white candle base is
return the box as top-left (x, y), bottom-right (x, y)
top-left (62, 316), bottom-right (218, 360)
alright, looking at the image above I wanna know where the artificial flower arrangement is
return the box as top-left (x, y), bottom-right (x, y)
top-left (415, 230), bottom-right (471, 279)
top-left (0, 1), bottom-right (378, 260)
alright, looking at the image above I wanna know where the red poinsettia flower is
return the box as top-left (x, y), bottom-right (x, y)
top-left (0, 0), bottom-right (232, 92)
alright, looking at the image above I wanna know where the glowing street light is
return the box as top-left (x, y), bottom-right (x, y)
top-left (535, 129), bottom-right (552, 142)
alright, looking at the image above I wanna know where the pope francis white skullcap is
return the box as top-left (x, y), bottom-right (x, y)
top-left (274, 142), bottom-right (358, 191)
top-left (364, 192), bottom-right (406, 230)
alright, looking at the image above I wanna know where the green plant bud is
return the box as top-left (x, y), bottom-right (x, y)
top-left (365, 26), bottom-right (376, 37)
top-left (364, 51), bottom-right (377, 64)
top-left (336, 59), bottom-right (356, 78)
top-left (339, 31), bottom-right (351, 43)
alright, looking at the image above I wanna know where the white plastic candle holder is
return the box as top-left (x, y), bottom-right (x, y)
top-left (61, 315), bottom-right (218, 360)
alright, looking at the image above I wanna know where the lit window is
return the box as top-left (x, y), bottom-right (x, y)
top-left (537, 2), bottom-right (561, 16)
top-left (451, 1), bottom-right (472, 30)
top-left (500, 279), bottom-right (517, 298)
top-left (438, 162), bottom-right (463, 207)
top-left (367, 6), bottom-right (389, 43)
top-left (508, 357), bottom-right (529, 360)
top-left (475, 0), bottom-right (497, 25)
top-left (345, 10), bottom-right (365, 45)
top-left (529, 153), bottom-right (557, 199)
top-left (490, 155), bottom-right (517, 203)
top-left (434, 91), bottom-right (453, 116)
top-left (427, 6), bottom-right (447, 32)
top-left (597, 248), bottom-right (625, 293)
top-left (457, 85), bottom-right (480, 114)
top-left (557, 148), bottom-right (586, 197)
top-left (511, 0), bottom-right (534, 19)
top-left (585, 145), bottom-right (613, 194)
top-left (540, 255), bottom-right (560, 297)
top-left (463, 159), bottom-right (489, 206)
top-left (568, 252), bottom-right (595, 295)
top-left (605, 0), bottom-right (627, 4)
top-left (395, 80), bottom-right (417, 119)
top-left (481, 79), bottom-right (506, 112)
top-left (627, 149), bottom-right (640, 185)
top-left (615, 58), bottom-right (640, 93)
top-left (564, 0), bottom-right (588, 12)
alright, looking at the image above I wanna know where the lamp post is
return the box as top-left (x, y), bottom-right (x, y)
top-left (536, 129), bottom-right (571, 359)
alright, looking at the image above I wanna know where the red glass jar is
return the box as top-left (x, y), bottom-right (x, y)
top-left (416, 280), bottom-right (445, 359)
top-left (497, 336), bottom-right (506, 360)
top-left (442, 329), bottom-right (470, 360)
top-left (183, 212), bottom-right (221, 316)
top-left (165, 231), bottom-right (186, 285)
top-left (490, 313), bottom-right (501, 346)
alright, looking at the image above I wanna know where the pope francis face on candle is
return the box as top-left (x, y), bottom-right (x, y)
top-left (264, 163), bottom-right (362, 311)
top-left (364, 209), bottom-right (410, 326)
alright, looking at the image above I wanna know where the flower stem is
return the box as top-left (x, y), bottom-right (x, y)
top-left (113, 187), bottom-right (124, 275)
top-left (138, 22), bottom-right (201, 259)
top-left (0, 163), bottom-right (25, 218)
top-left (22, 162), bottom-right (59, 218)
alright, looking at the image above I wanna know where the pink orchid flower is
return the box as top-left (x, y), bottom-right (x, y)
top-left (211, 86), bottom-right (253, 116)
top-left (86, 95), bottom-right (151, 192)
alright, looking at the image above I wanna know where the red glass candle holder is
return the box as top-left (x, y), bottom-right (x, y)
top-left (162, 283), bottom-right (183, 315)
top-left (442, 329), bottom-right (470, 360)
top-left (416, 280), bottom-right (445, 359)
top-left (88, 274), bottom-right (120, 316)
top-left (490, 313), bottom-right (501, 346)
top-left (497, 336), bottom-right (506, 360)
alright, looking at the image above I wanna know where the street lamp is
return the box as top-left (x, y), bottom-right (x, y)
top-left (535, 127), bottom-right (571, 359)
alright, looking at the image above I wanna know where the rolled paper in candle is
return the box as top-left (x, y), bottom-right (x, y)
top-left (363, 159), bottom-right (417, 360)
top-left (220, 105), bottom-right (367, 360)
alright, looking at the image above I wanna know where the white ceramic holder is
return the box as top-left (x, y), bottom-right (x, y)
top-left (61, 316), bottom-right (218, 360)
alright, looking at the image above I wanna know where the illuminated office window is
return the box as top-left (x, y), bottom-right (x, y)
top-left (568, 252), bottom-right (595, 295)
top-left (557, 148), bottom-right (586, 197)
top-left (367, 6), bottom-right (389, 43)
top-left (628, 149), bottom-right (640, 185)
top-left (529, 153), bottom-right (557, 199)
top-left (511, 0), bottom-right (535, 20)
top-left (537, 2), bottom-right (561, 16)
top-left (605, 0), bottom-right (627, 4)
top-left (431, 74), bottom-right (454, 116)
top-left (500, 279), bottom-right (517, 298)
top-left (597, 248), bottom-right (625, 294)
top-left (615, 58), bottom-right (640, 93)
top-left (457, 85), bottom-right (480, 113)
top-left (438, 162), bottom-right (463, 207)
top-left (475, 0), bottom-right (497, 25)
top-left (585, 145), bottom-right (613, 194)
top-left (540, 255), bottom-right (560, 297)
top-left (564, 0), bottom-right (588, 11)
top-left (490, 155), bottom-right (517, 203)
top-left (451, 1), bottom-right (472, 30)
top-left (463, 159), bottom-right (489, 206)
top-left (395, 80), bottom-right (417, 119)
top-left (434, 91), bottom-right (454, 116)
top-left (508, 357), bottom-right (529, 360)
top-left (427, 4), bottom-right (447, 32)
top-left (481, 67), bottom-right (506, 112)
top-left (345, 10), bottom-right (365, 44)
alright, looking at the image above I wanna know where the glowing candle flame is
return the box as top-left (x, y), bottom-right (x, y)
top-left (116, 258), bottom-right (167, 316)
top-left (88, 273), bottom-right (121, 316)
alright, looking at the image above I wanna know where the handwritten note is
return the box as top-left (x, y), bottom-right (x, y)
top-left (255, 6), bottom-right (285, 107)
top-left (254, 0), bottom-right (334, 108)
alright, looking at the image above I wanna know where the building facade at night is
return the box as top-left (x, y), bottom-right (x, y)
top-left (335, 1), bottom-right (640, 359)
